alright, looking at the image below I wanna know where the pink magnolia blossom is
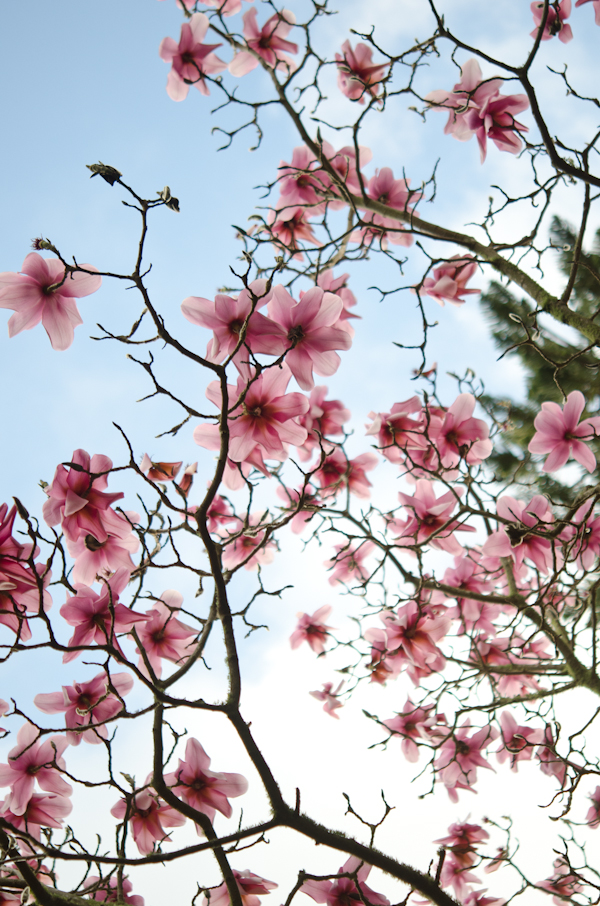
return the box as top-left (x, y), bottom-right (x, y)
top-left (290, 605), bottom-right (332, 654)
top-left (322, 144), bottom-right (373, 203)
top-left (229, 8), bottom-right (297, 76)
top-left (0, 253), bottom-right (101, 351)
top-left (432, 393), bottom-right (492, 469)
top-left (309, 681), bottom-right (344, 718)
top-left (0, 723), bottom-right (71, 816)
top-left (462, 892), bottom-right (505, 906)
top-left (390, 480), bottom-right (475, 556)
top-left (268, 286), bottom-right (352, 391)
top-left (496, 711), bottom-right (544, 771)
top-left (0, 503), bottom-right (52, 640)
top-left (265, 205), bottom-right (321, 259)
top-left (353, 168), bottom-right (420, 249)
top-left (586, 786), bottom-right (600, 828)
top-left (434, 721), bottom-right (498, 802)
top-left (221, 513), bottom-right (277, 571)
top-left (426, 58), bottom-right (529, 162)
top-left (383, 699), bottom-right (439, 762)
top-left (482, 494), bottom-right (554, 574)
top-left (164, 738), bottom-right (248, 827)
top-left (296, 386), bottom-right (350, 462)
top-left (194, 365), bottom-right (308, 463)
top-left (135, 590), bottom-right (197, 678)
top-left (531, 0), bottom-right (573, 42)
top-left (440, 555), bottom-right (497, 635)
top-left (326, 541), bottom-right (374, 586)
top-left (159, 13), bottom-right (226, 101)
top-left (365, 396), bottom-right (427, 464)
top-left (181, 281), bottom-right (286, 366)
top-left (314, 448), bottom-right (378, 500)
top-left (335, 41), bottom-right (389, 104)
top-left (43, 449), bottom-right (129, 545)
top-left (175, 462), bottom-right (197, 498)
top-left (205, 494), bottom-right (239, 534)
top-left (202, 870), bottom-right (277, 906)
top-left (528, 390), bottom-right (600, 472)
top-left (276, 146), bottom-right (330, 212)
top-left (561, 499), bottom-right (600, 570)
top-left (436, 821), bottom-right (489, 869)
top-left (367, 601), bottom-right (450, 685)
top-left (111, 789), bottom-right (186, 855)
top-left (34, 671), bottom-right (133, 746)
top-left (576, 0), bottom-right (600, 24)
top-left (538, 858), bottom-right (585, 905)
top-left (420, 256), bottom-right (481, 307)
top-left (439, 859), bottom-right (481, 899)
top-left (301, 856), bottom-right (389, 906)
top-left (84, 876), bottom-right (144, 906)
top-left (315, 269), bottom-right (360, 332)
top-left (0, 792), bottom-right (72, 839)
top-left (536, 724), bottom-right (567, 787)
top-left (59, 567), bottom-right (147, 663)
top-left (66, 520), bottom-right (139, 586)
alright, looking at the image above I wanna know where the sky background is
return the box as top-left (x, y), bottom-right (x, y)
top-left (1, 1), bottom-right (600, 904)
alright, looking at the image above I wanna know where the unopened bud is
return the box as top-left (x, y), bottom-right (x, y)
top-left (158, 186), bottom-right (180, 212)
top-left (31, 237), bottom-right (57, 253)
top-left (87, 162), bottom-right (123, 185)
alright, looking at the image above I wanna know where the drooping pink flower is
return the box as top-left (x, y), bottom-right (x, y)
top-left (538, 858), bottom-right (585, 906)
top-left (205, 494), bottom-right (239, 534)
top-left (353, 168), bottom-right (420, 249)
top-left (309, 681), bottom-right (344, 718)
top-left (439, 555), bottom-right (497, 636)
top-left (34, 671), bottom-right (133, 746)
top-left (164, 738), bottom-right (248, 828)
top-left (301, 855), bottom-right (389, 906)
top-left (229, 8), bottom-right (297, 76)
top-left (221, 513), bottom-right (277, 571)
top-left (325, 541), bottom-right (374, 586)
top-left (181, 280), bottom-right (286, 366)
top-left (202, 870), bottom-right (277, 906)
top-left (159, 13), bottom-right (227, 101)
top-left (290, 605), bottom-right (332, 654)
top-left (383, 699), bottom-right (439, 762)
top-left (276, 484), bottom-right (323, 534)
top-left (268, 286), bottom-right (352, 390)
top-left (43, 449), bottom-right (129, 545)
top-left (84, 875), bottom-right (144, 906)
top-left (59, 567), bottom-right (147, 663)
top-left (335, 41), bottom-right (389, 104)
top-left (390, 480), bottom-right (475, 556)
top-left (194, 365), bottom-right (308, 463)
top-left (561, 499), bottom-right (600, 570)
top-left (528, 390), bottom-right (600, 472)
top-left (275, 146), bottom-right (330, 212)
top-left (0, 723), bottom-right (71, 816)
top-left (434, 721), bottom-right (498, 802)
top-left (135, 590), bottom-right (197, 678)
top-left (495, 711), bottom-right (544, 771)
top-left (576, 0), bottom-right (600, 25)
top-left (0, 253), bottom-right (101, 351)
top-left (111, 789), bottom-right (186, 855)
top-left (482, 494), bottom-right (555, 574)
top-left (439, 859), bottom-right (481, 899)
top-left (322, 144), bottom-right (373, 204)
top-left (426, 58), bottom-right (529, 162)
top-left (436, 821), bottom-right (489, 868)
top-left (420, 256), bottom-right (481, 307)
top-left (433, 393), bottom-right (492, 469)
top-left (0, 792), bottom-right (72, 840)
top-left (531, 0), bottom-right (573, 42)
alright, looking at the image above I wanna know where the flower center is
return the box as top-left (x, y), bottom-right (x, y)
top-left (84, 534), bottom-right (104, 552)
top-left (287, 325), bottom-right (305, 346)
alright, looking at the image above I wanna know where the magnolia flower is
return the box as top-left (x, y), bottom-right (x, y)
top-left (420, 256), bottom-right (481, 307)
top-left (0, 722), bottom-right (72, 815)
top-left (229, 8), bottom-right (297, 76)
top-left (159, 13), bottom-right (226, 101)
top-left (530, 0), bottom-right (573, 42)
top-left (290, 605), bottom-right (333, 653)
top-left (164, 738), bottom-right (248, 827)
top-left (309, 681), bottom-right (344, 718)
top-left (0, 253), bottom-right (101, 350)
top-left (301, 856), bottom-right (389, 906)
top-left (528, 390), bottom-right (600, 472)
top-left (202, 870), bottom-right (277, 906)
top-left (111, 789), bottom-right (186, 854)
top-left (335, 41), bottom-right (389, 104)
top-left (34, 671), bottom-right (133, 745)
